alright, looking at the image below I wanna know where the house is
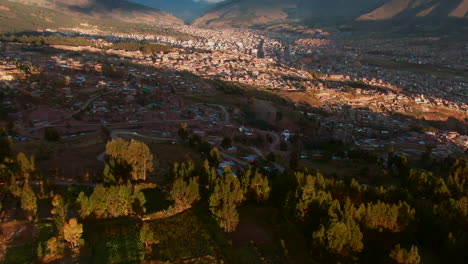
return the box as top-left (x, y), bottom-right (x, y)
top-left (242, 155), bottom-right (257, 163)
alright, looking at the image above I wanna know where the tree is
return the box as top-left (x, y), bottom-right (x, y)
top-left (63, 218), bottom-right (83, 248)
top-left (250, 170), bottom-right (270, 203)
top-left (169, 175), bottom-right (200, 213)
top-left (294, 172), bottom-right (330, 220)
top-left (16, 152), bottom-right (35, 182)
top-left (105, 138), bottom-right (153, 181)
top-left (127, 139), bottom-right (154, 181)
top-left (51, 194), bottom-right (68, 238)
top-left (209, 147), bottom-right (221, 166)
top-left (389, 244), bottom-right (420, 264)
top-left (21, 182), bottom-right (37, 221)
top-left (45, 236), bottom-right (64, 261)
top-left (140, 222), bottom-right (155, 248)
top-left (178, 122), bottom-right (189, 140)
top-left (77, 184), bottom-right (146, 218)
top-left (209, 172), bottom-right (244, 232)
top-left (313, 218), bottom-right (363, 257)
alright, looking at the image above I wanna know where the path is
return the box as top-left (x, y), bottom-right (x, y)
top-left (24, 88), bottom-right (121, 134)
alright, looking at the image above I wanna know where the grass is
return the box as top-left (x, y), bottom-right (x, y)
top-left (84, 218), bottom-right (145, 264)
top-left (3, 242), bottom-right (38, 264)
top-left (12, 134), bottom-right (105, 179)
top-left (148, 209), bottom-right (222, 261)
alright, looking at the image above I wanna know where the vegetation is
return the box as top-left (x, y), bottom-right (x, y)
top-left (209, 170), bottom-right (244, 232)
top-left (110, 41), bottom-right (172, 54)
top-left (105, 138), bottom-right (153, 182)
top-left (21, 182), bottom-right (37, 221)
top-left (77, 183), bottom-right (146, 218)
top-left (63, 218), bottom-right (83, 248)
top-left (1, 125), bottom-right (467, 263)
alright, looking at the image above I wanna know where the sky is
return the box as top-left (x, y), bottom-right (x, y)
top-left (131, 0), bottom-right (226, 22)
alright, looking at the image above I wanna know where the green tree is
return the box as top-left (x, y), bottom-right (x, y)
top-left (249, 169), bottom-right (270, 203)
top-left (51, 194), bottom-right (68, 238)
top-left (106, 138), bottom-right (153, 181)
top-left (45, 236), bottom-right (64, 261)
top-left (294, 172), bottom-right (330, 220)
top-left (140, 222), bottom-right (155, 248)
top-left (127, 139), bottom-right (154, 181)
top-left (16, 152), bottom-right (35, 182)
top-left (389, 244), bottom-right (420, 264)
top-left (313, 218), bottom-right (363, 257)
top-left (63, 218), bottom-right (83, 248)
top-left (209, 172), bottom-right (244, 232)
top-left (77, 184), bottom-right (146, 218)
top-left (169, 174), bottom-right (200, 213)
top-left (209, 147), bottom-right (221, 166)
top-left (21, 182), bottom-right (37, 221)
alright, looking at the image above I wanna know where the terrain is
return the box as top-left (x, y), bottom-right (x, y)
top-left (0, 0), bottom-right (183, 33)
top-left (195, 0), bottom-right (468, 30)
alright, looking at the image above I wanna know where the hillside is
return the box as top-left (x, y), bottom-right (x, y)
top-left (0, 0), bottom-right (183, 33)
top-left (130, 0), bottom-right (215, 22)
top-left (194, 0), bottom-right (467, 29)
top-left (192, 0), bottom-right (299, 27)
top-left (357, 0), bottom-right (468, 20)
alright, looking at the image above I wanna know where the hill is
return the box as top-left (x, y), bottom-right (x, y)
top-left (130, 0), bottom-right (215, 22)
top-left (194, 0), bottom-right (467, 30)
top-left (357, 0), bottom-right (468, 20)
top-left (0, 0), bottom-right (183, 33)
top-left (192, 0), bottom-right (299, 27)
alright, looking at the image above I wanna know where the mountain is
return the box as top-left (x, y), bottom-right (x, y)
top-left (194, 0), bottom-right (467, 29)
top-left (130, 0), bottom-right (216, 22)
top-left (356, 0), bottom-right (468, 20)
top-left (0, 0), bottom-right (183, 33)
top-left (192, 0), bottom-right (299, 27)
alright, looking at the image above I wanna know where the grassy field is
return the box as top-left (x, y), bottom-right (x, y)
top-left (12, 133), bottom-right (105, 180)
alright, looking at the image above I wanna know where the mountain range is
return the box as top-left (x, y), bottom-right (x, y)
top-left (194, 0), bottom-right (468, 28)
top-left (0, 0), bottom-right (466, 33)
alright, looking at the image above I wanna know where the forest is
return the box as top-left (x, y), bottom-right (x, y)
top-left (0, 126), bottom-right (467, 263)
